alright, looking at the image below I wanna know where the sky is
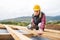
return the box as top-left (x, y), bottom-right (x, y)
top-left (0, 0), bottom-right (60, 20)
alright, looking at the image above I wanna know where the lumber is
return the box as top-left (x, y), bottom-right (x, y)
top-left (5, 25), bottom-right (31, 40)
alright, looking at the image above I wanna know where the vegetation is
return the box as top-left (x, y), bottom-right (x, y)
top-left (0, 20), bottom-right (60, 26)
top-left (47, 21), bottom-right (60, 24)
top-left (0, 21), bottom-right (30, 26)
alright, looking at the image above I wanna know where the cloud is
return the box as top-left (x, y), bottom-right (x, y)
top-left (0, 0), bottom-right (60, 20)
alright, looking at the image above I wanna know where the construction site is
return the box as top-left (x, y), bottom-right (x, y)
top-left (0, 24), bottom-right (60, 40)
top-left (0, 0), bottom-right (60, 40)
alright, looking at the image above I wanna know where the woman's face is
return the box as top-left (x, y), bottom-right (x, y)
top-left (34, 10), bottom-right (40, 16)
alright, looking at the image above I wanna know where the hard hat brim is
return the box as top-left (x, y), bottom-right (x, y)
top-left (33, 9), bottom-right (40, 11)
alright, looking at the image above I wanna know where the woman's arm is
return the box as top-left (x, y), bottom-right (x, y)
top-left (39, 14), bottom-right (46, 31)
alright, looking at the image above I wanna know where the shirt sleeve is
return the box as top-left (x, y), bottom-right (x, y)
top-left (31, 18), bottom-right (34, 23)
top-left (40, 14), bottom-right (46, 31)
top-left (31, 14), bottom-right (34, 24)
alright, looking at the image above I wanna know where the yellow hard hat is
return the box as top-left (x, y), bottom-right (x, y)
top-left (33, 5), bottom-right (41, 11)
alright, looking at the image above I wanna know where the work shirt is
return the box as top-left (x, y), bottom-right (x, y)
top-left (31, 12), bottom-right (46, 31)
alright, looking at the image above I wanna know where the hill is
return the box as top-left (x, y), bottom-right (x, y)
top-left (0, 15), bottom-right (60, 23)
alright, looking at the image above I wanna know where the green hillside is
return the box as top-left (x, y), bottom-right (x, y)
top-left (0, 15), bottom-right (60, 23)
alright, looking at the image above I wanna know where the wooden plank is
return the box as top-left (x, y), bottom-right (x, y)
top-left (4, 25), bottom-right (38, 36)
top-left (7, 25), bottom-right (60, 36)
top-left (41, 32), bottom-right (60, 40)
top-left (10, 26), bottom-right (60, 40)
top-left (7, 25), bottom-right (60, 34)
top-left (4, 24), bottom-right (60, 33)
top-left (0, 24), bottom-right (5, 29)
top-left (45, 29), bottom-right (60, 34)
top-left (3, 25), bottom-right (60, 40)
top-left (7, 25), bottom-right (35, 37)
top-left (4, 25), bottom-right (31, 40)
top-left (11, 26), bottom-right (38, 36)
top-left (0, 34), bottom-right (14, 40)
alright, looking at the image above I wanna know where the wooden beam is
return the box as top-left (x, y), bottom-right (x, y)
top-left (45, 29), bottom-right (60, 34)
top-left (7, 25), bottom-right (60, 34)
top-left (3, 25), bottom-right (60, 40)
top-left (4, 25), bottom-right (31, 40)
top-left (41, 32), bottom-right (60, 40)
top-left (10, 26), bottom-right (38, 36)
top-left (7, 25), bottom-right (60, 36)
top-left (9, 26), bottom-right (60, 40)
top-left (0, 24), bottom-right (5, 29)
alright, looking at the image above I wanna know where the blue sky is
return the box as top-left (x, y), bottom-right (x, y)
top-left (0, 0), bottom-right (60, 20)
